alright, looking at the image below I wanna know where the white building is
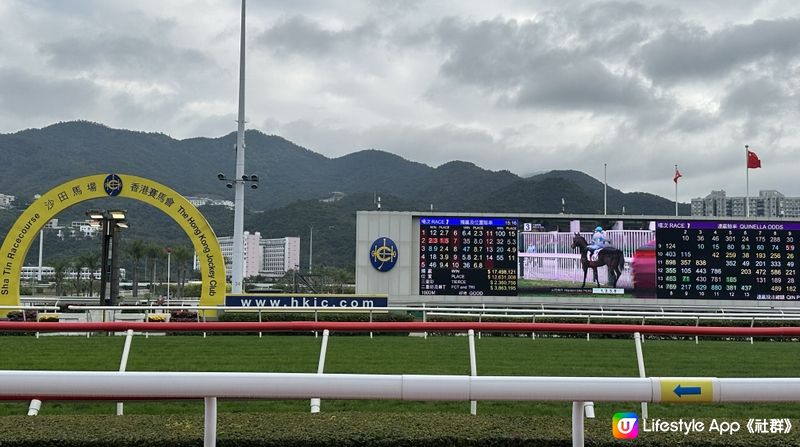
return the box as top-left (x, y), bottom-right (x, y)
top-left (43, 218), bottom-right (66, 239)
top-left (261, 236), bottom-right (300, 278)
top-left (69, 220), bottom-right (99, 238)
top-left (20, 266), bottom-right (124, 280)
top-left (0, 193), bottom-right (15, 209)
top-left (216, 232), bottom-right (301, 279)
top-left (691, 190), bottom-right (800, 217)
top-left (217, 231), bottom-right (266, 279)
top-left (186, 196), bottom-right (235, 209)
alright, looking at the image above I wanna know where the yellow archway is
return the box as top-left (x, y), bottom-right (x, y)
top-left (0, 174), bottom-right (226, 310)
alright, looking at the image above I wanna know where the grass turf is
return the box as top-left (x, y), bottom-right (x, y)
top-left (0, 334), bottom-right (798, 421)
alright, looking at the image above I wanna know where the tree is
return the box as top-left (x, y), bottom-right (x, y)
top-left (124, 239), bottom-right (147, 298)
top-left (79, 252), bottom-right (100, 297)
top-left (144, 243), bottom-right (164, 296)
top-left (171, 245), bottom-right (194, 299)
top-left (71, 256), bottom-right (88, 296)
top-left (52, 260), bottom-right (69, 297)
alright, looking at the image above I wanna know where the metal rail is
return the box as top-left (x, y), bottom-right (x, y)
top-left (2, 321), bottom-right (800, 336)
top-left (3, 320), bottom-right (798, 447)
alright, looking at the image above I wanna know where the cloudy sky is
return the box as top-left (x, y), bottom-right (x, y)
top-left (2, 0), bottom-right (800, 201)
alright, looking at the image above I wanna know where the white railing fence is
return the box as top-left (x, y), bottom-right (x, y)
top-left (3, 370), bottom-right (800, 447)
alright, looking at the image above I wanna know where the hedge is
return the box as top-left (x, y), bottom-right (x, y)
top-left (0, 413), bottom-right (795, 446)
top-left (425, 315), bottom-right (800, 341)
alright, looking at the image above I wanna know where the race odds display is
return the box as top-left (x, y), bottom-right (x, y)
top-left (655, 221), bottom-right (800, 300)
top-left (419, 217), bottom-right (518, 296)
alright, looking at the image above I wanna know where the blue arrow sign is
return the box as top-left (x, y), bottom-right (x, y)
top-left (674, 385), bottom-right (702, 398)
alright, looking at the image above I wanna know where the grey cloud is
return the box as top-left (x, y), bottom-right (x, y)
top-left (720, 77), bottom-right (791, 118)
top-left (0, 68), bottom-right (98, 117)
top-left (511, 59), bottom-right (653, 110)
top-left (272, 118), bottom-right (510, 170)
top-left (561, 2), bottom-right (665, 56)
top-left (639, 18), bottom-right (800, 83)
top-left (434, 14), bottom-right (660, 113)
top-left (571, 2), bottom-right (651, 33)
top-left (435, 17), bottom-right (549, 87)
top-left (180, 112), bottom-right (238, 139)
top-left (256, 15), bottom-right (381, 57)
top-left (40, 34), bottom-right (216, 79)
top-left (671, 108), bottom-right (720, 133)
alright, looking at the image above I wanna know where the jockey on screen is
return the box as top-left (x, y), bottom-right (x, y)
top-left (587, 226), bottom-right (608, 260)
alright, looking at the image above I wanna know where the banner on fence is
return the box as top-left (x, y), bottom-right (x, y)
top-left (225, 294), bottom-right (388, 308)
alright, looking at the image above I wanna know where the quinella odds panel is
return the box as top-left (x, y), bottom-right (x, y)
top-left (655, 220), bottom-right (800, 300)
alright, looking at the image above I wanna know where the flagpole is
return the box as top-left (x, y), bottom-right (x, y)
top-left (674, 164), bottom-right (678, 216)
top-left (604, 162), bottom-right (607, 215)
top-left (745, 145), bottom-right (749, 217)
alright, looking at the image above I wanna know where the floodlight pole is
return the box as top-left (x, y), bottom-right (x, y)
top-left (99, 219), bottom-right (112, 305)
top-left (603, 163), bottom-right (607, 215)
top-left (231, 0), bottom-right (247, 294)
top-left (109, 225), bottom-right (121, 307)
top-left (34, 195), bottom-right (43, 282)
top-left (166, 247), bottom-right (172, 305)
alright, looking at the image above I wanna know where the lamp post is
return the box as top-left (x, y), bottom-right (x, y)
top-left (217, 172), bottom-right (259, 290)
top-left (165, 246), bottom-right (172, 306)
top-left (603, 163), bottom-right (607, 215)
top-left (87, 210), bottom-right (127, 306)
top-left (216, 0), bottom-right (255, 294)
top-left (34, 195), bottom-right (43, 282)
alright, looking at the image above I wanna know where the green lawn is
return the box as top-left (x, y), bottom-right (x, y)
top-left (0, 334), bottom-right (798, 422)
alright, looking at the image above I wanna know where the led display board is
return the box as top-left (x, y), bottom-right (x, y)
top-left (655, 220), bottom-right (799, 300)
top-left (419, 217), bottom-right (518, 296)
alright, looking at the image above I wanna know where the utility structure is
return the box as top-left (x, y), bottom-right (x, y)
top-left (217, 0), bottom-right (258, 293)
top-left (86, 210), bottom-right (127, 305)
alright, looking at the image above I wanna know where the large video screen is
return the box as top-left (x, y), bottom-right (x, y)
top-left (419, 217), bottom-right (518, 296)
top-left (515, 217), bottom-right (800, 301)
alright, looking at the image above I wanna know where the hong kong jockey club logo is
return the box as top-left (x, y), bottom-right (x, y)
top-left (370, 237), bottom-right (399, 272)
top-left (104, 174), bottom-right (123, 196)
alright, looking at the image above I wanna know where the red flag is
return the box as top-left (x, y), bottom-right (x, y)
top-left (673, 169), bottom-right (682, 183)
top-left (747, 150), bottom-right (761, 169)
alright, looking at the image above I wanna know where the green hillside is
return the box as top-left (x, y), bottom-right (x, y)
top-left (0, 121), bottom-right (689, 272)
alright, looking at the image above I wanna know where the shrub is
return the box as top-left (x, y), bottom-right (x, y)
top-left (170, 310), bottom-right (198, 322)
top-left (5, 310), bottom-right (38, 321)
top-left (147, 314), bottom-right (167, 323)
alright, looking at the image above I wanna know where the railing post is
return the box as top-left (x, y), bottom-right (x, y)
top-left (468, 329), bottom-right (477, 415)
top-left (204, 397), bottom-right (217, 447)
top-left (27, 399), bottom-right (41, 416)
top-left (572, 401), bottom-right (585, 447)
top-left (695, 317), bottom-right (700, 344)
top-left (116, 329), bottom-right (134, 416)
top-left (633, 332), bottom-right (648, 419)
top-left (310, 329), bottom-right (330, 413)
top-left (369, 311), bottom-right (373, 339)
top-left (258, 309), bottom-right (262, 339)
top-left (586, 315), bottom-right (590, 341)
top-left (423, 304), bottom-right (428, 340)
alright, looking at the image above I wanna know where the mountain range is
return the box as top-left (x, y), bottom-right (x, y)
top-left (1, 120), bottom-right (687, 214)
top-left (0, 121), bottom-right (689, 269)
